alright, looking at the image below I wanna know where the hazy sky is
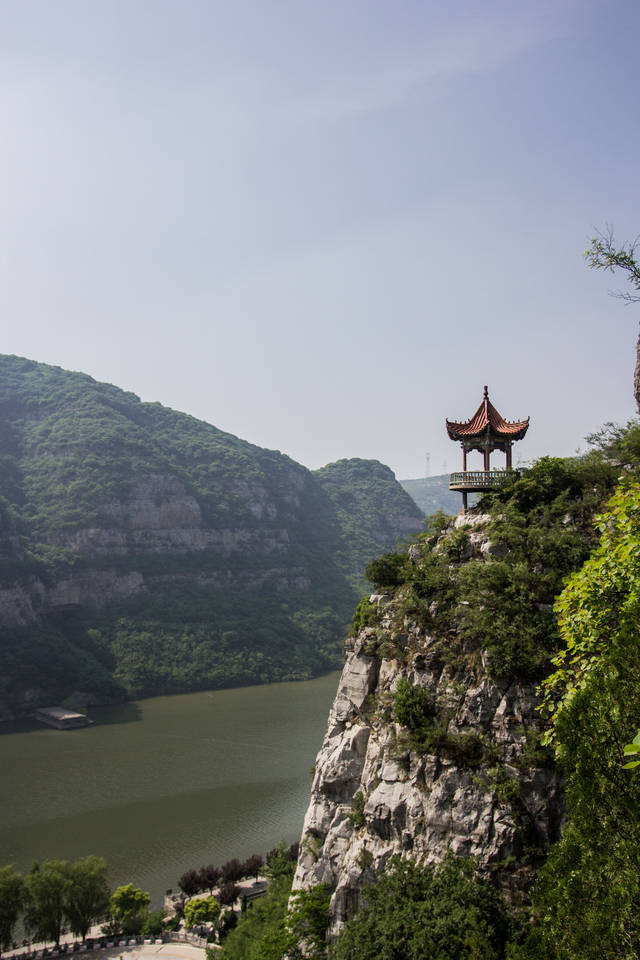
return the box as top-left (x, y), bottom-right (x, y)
top-left (2, 0), bottom-right (639, 479)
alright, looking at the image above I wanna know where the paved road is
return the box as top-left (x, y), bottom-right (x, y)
top-left (100, 944), bottom-right (208, 960)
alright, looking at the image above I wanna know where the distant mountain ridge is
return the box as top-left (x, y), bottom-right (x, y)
top-left (400, 474), bottom-right (472, 516)
top-left (0, 355), bottom-right (423, 716)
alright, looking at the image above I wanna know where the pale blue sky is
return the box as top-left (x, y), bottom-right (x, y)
top-left (2, 0), bottom-right (639, 478)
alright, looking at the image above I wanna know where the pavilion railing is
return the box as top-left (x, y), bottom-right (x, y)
top-left (449, 470), bottom-right (517, 491)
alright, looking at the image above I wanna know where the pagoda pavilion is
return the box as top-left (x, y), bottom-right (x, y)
top-left (446, 386), bottom-right (529, 511)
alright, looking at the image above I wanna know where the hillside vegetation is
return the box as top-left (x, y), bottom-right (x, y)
top-left (216, 424), bottom-right (640, 958)
top-left (0, 355), bottom-right (422, 713)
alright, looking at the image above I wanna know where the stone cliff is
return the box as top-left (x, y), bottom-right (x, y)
top-left (292, 512), bottom-right (565, 937)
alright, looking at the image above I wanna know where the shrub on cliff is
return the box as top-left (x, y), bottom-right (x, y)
top-left (358, 448), bottom-right (621, 684)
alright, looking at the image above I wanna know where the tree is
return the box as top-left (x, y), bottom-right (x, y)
top-left (217, 882), bottom-right (241, 907)
top-left (64, 856), bottom-right (110, 942)
top-left (24, 861), bottom-right (72, 948)
top-left (243, 855), bottom-right (263, 882)
top-left (585, 226), bottom-right (640, 411)
top-left (287, 884), bottom-right (331, 960)
top-left (517, 480), bottom-right (640, 958)
top-left (333, 855), bottom-right (509, 960)
top-left (141, 910), bottom-right (165, 939)
top-left (198, 864), bottom-right (221, 895)
top-left (183, 897), bottom-right (220, 931)
top-left (217, 857), bottom-right (297, 960)
top-left (109, 883), bottom-right (150, 936)
top-left (221, 859), bottom-right (244, 884)
top-left (0, 866), bottom-right (24, 952)
top-left (178, 869), bottom-right (201, 899)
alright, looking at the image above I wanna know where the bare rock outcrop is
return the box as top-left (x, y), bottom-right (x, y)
top-left (293, 600), bottom-right (564, 937)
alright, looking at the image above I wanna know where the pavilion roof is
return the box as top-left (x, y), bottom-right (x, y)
top-left (446, 386), bottom-right (529, 442)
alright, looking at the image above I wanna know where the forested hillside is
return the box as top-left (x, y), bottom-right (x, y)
top-left (314, 458), bottom-right (424, 593)
top-left (0, 355), bottom-right (423, 715)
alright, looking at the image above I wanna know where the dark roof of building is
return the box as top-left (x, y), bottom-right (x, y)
top-left (446, 386), bottom-right (530, 442)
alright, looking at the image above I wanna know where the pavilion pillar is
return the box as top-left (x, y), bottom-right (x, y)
top-left (462, 447), bottom-right (467, 471)
top-left (484, 441), bottom-right (490, 472)
top-left (506, 443), bottom-right (512, 469)
top-left (462, 490), bottom-right (468, 512)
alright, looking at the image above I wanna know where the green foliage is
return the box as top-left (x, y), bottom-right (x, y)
top-left (370, 449), bottom-right (620, 684)
top-left (24, 861), bottom-right (72, 948)
top-left (350, 597), bottom-right (379, 635)
top-left (393, 678), bottom-right (434, 735)
top-left (365, 552), bottom-right (408, 590)
top-left (513, 480), bottom-right (640, 958)
top-left (347, 791), bottom-right (366, 828)
top-left (142, 910), bottom-right (166, 938)
top-left (0, 865), bottom-right (24, 950)
top-left (184, 896), bottom-right (221, 930)
top-left (622, 729), bottom-right (640, 770)
top-left (584, 228), bottom-right (640, 304)
top-left (109, 883), bottom-right (150, 935)
top-left (287, 884), bottom-right (331, 959)
top-left (393, 679), bottom-right (486, 765)
top-left (314, 458), bottom-right (423, 594)
top-left (332, 855), bottom-right (510, 960)
top-left (219, 862), bottom-right (295, 960)
top-left (64, 856), bottom-right (110, 941)
top-left (587, 419), bottom-right (640, 470)
top-left (541, 480), bottom-right (640, 740)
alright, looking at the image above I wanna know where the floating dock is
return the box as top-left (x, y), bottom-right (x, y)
top-left (34, 707), bottom-right (93, 730)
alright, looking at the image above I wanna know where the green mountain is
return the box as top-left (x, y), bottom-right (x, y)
top-left (0, 356), bottom-right (423, 716)
top-left (400, 474), bottom-right (475, 516)
top-left (314, 458), bottom-right (425, 593)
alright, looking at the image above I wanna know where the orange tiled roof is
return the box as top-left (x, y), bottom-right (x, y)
top-left (446, 386), bottom-right (529, 442)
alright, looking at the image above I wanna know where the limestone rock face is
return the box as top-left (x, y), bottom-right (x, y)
top-left (293, 607), bottom-right (564, 937)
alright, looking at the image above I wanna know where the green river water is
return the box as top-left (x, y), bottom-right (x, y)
top-left (0, 672), bottom-right (340, 906)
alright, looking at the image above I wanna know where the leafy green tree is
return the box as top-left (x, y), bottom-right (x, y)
top-left (265, 843), bottom-right (297, 881)
top-left (0, 865), bottom-right (24, 951)
top-left (516, 481), bottom-right (640, 958)
top-left (541, 479), bottom-right (640, 740)
top-left (622, 729), bottom-right (640, 769)
top-left (64, 856), bottom-right (110, 942)
top-left (218, 857), bottom-right (295, 960)
top-left (141, 910), bottom-right (165, 939)
top-left (109, 883), bottom-right (150, 936)
top-left (287, 884), bottom-right (331, 959)
top-left (184, 897), bottom-right (220, 931)
top-left (365, 553), bottom-right (407, 590)
top-left (24, 861), bottom-right (71, 948)
top-left (333, 855), bottom-right (509, 960)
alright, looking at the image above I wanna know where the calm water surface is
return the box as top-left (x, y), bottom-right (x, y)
top-left (0, 673), bottom-right (339, 906)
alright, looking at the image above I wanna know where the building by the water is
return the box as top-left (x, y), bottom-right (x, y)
top-left (34, 707), bottom-right (93, 730)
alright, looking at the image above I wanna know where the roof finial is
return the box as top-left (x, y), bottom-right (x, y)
top-left (483, 384), bottom-right (488, 400)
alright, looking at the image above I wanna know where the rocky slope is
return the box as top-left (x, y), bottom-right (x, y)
top-left (292, 511), bottom-right (565, 937)
top-left (0, 355), bottom-right (423, 713)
